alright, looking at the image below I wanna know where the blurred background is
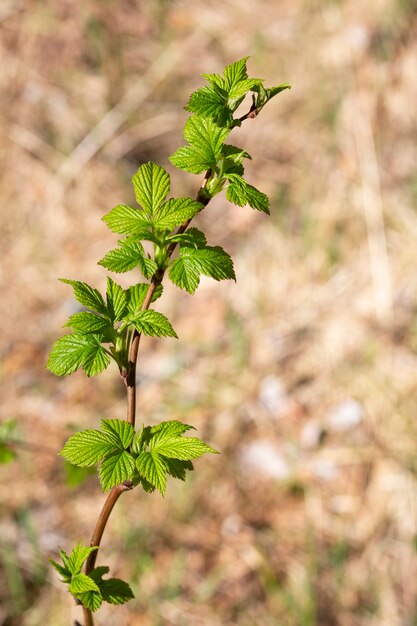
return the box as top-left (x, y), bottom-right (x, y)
top-left (1, 0), bottom-right (417, 624)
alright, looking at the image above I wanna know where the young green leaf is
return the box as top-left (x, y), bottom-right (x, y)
top-left (47, 333), bottom-right (111, 377)
top-left (99, 451), bottom-right (136, 491)
top-left (225, 173), bottom-right (270, 213)
top-left (100, 578), bottom-right (135, 605)
top-left (154, 198), bottom-right (203, 230)
top-left (106, 277), bottom-right (127, 322)
top-left (59, 430), bottom-right (118, 467)
top-left (126, 283), bottom-right (163, 316)
top-left (60, 279), bottom-right (108, 316)
top-left (150, 420), bottom-right (195, 442)
top-left (99, 240), bottom-right (158, 278)
top-left (132, 162), bottom-right (170, 215)
top-left (64, 312), bottom-right (111, 334)
top-left (76, 589), bottom-right (103, 612)
top-left (167, 227), bottom-right (207, 248)
top-left (164, 458), bottom-right (194, 481)
top-left (187, 58), bottom-right (263, 126)
top-left (131, 309), bottom-right (178, 338)
top-left (150, 436), bottom-right (218, 460)
top-left (135, 451), bottom-right (168, 496)
top-left (168, 255), bottom-right (201, 294)
top-left (183, 246), bottom-right (236, 281)
top-left (69, 573), bottom-right (100, 595)
top-left (170, 116), bottom-right (229, 175)
top-left (102, 204), bottom-right (150, 235)
top-left (49, 558), bottom-right (71, 580)
top-left (101, 419), bottom-right (135, 450)
top-left (66, 544), bottom-right (98, 575)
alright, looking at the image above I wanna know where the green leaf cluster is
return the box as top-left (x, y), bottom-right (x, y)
top-left (47, 277), bottom-right (172, 377)
top-left (59, 419), bottom-right (218, 495)
top-left (49, 543), bottom-right (134, 612)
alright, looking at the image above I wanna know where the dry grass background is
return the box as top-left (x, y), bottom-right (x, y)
top-left (1, 0), bottom-right (417, 624)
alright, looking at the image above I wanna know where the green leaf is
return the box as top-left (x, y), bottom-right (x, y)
top-left (170, 116), bottom-right (229, 174)
top-left (66, 544), bottom-right (98, 575)
top-left (155, 198), bottom-right (203, 230)
top-left (101, 419), bottom-right (135, 450)
top-left (132, 162), bottom-right (170, 215)
top-left (167, 227), bottom-right (207, 248)
top-left (100, 577), bottom-right (135, 605)
top-left (99, 451), bottom-right (136, 491)
top-left (59, 429), bottom-right (117, 467)
top-left (102, 204), bottom-right (150, 235)
top-left (126, 283), bottom-right (163, 316)
top-left (131, 309), bottom-right (178, 338)
top-left (151, 436), bottom-right (218, 460)
top-left (225, 173), bottom-right (270, 213)
top-left (77, 589), bottom-right (103, 612)
top-left (186, 58), bottom-right (263, 126)
top-left (135, 451), bottom-right (168, 496)
top-left (99, 240), bottom-right (158, 278)
top-left (47, 333), bottom-right (111, 377)
top-left (165, 457), bottom-right (194, 481)
top-left (183, 246), bottom-right (236, 282)
top-left (65, 312), bottom-right (111, 334)
top-left (69, 573), bottom-right (100, 595)
top-left (168, 255), bottom-right (201, 294)
top-left (106, 277), bottom-right (127, 322)
top-left (49, 558), bottom-right (71, 580)
top-left (150, 420), bottom-right (195, 442)
top-left (83, 340), bottom-right (112, 377)
top-left (60, 279), bottom-right (107, 316)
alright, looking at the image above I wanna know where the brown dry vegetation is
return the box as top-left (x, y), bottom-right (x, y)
top-left (1, 0), bottom-right (417, 625)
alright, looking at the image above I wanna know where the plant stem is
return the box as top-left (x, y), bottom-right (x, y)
top-left (80, 103), bottom-right (255, 626)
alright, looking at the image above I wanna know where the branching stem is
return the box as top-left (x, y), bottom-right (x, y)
top-left (80, 103), bottom-right (253, 626)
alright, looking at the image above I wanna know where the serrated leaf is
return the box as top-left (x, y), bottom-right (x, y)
top-left (77, 589), bottom-right (103, 612)
top-left (99, 451), bottom-right (136, 491)
top-left (99, 240), bottom-right (156, 276)
top-left (126, 283), bottom-right (163, 316)
top-left (155, 198), bottom-right (203, 230)
top-left (222, 144), bottom-right (251, 165)
top-left (60, 279), bottom-right (107, 316)
top-left (102, 204), bottom-right (150, 235)
top-left (183, 116), bottom-right (229, 162)
top-left (170, 116), bottom-right (229, 174)
top-left (49, 558), bottom-right (71, 580)
top-left (82, 341), bottom-right (112, 377)
top-left (106, 278), bottom-right (127, 322)
top-left (100, 577), bottom-right (135, 605)
top-left (225, 174), bottom-right (270, 213)
top-left (165, 457), bottom-right (194, 481)
top-left (132, 162), bottom-right (170, 215)
top-left (167, 227), bottom-right (207, 248)
top-left (136, 451), bottom-right (168, 495)
top-left (64, 312), bottom-right (111, 334)
top-left (151, 436), bottom-right (218, 460)
top-left (181, 246), bottom-right (236, 282)
top-left (59, 429), bottom-right (117, 467)
top-left (101, 419), bottom-right (135, 450)
top-left (223, 57), bottom-right (250, 88)
top-left (70, 573), bottom-right (100, 595)
top-left (150, 420), bottom-right (195, 442)
top-left (186, 85), bottom-right (226, 120)
top-left (266, 83), bottom-right (291, 100)
top-left (168, 255), bottom-right (201, 294)
top-left (131, 309), bottom-right (178, 338)
top-left (47, 333), bottom-right (110, 377)
top-left (66, 544), bottom-right (98, 575)
top-left (89, 566), bottom-right (110, 582)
